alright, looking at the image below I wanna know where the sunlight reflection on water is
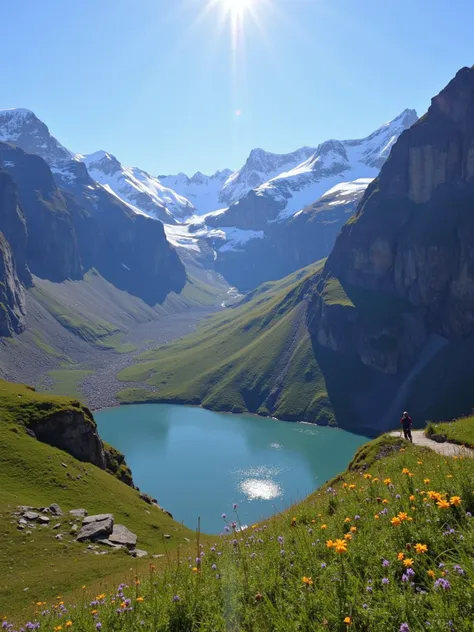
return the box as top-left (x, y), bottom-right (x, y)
top-left (240, 478), bottom-right (283, 500)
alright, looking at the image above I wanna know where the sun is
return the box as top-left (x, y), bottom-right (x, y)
top-left (221, 0), bottom-right (254, 17)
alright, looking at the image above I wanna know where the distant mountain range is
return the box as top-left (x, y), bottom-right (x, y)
top-left (0, 105), bottom-right (417, 291)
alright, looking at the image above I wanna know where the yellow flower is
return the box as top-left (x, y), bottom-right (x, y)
top-left (91, 610), bottom-right (98, 616)
top-left (450, 496), bottom-right (462, 506)
top-left (415, 543), bottom-right (428, 554)
top-left (391, 517), bottom-right (401, 526)
top-left (82, 586), bottom-right (86, 590)
top-left (36, 602), bottom-right (43, 607)
top-left (417, 460), bottom-right (423, 465)
top-left (397, 552), bottom-right (405, 560)
top-left (363, 473), bottom-right (372, 479)
top-left (192, 567), bottom-right (199, 572)
top-left (344, 533), bottom-right (352, 540)
top-left (408, 472), bottom-right (414, 477)
top-left (349, 484), bottom-right (356, 490)
top-left (65, 623), bottom-right (72, 629)
top-left (326, 539), bottom-right (335, 549)
top-left (374, 514), bottom-right (380, 520)
top-left (120, 602), bottom-right (127, 609)
top-left (136, 597), bottom-right (144, 603)
top-left (447, 474), bottom-right (453, 479)
top-left (427, 490), bottom-right (443, 501)
top-left (54, 627), bottom-right (62, 632)
top-left (344, 517), bottom-right (351, 523)
top-left (383, 478), bottom-right (392, 485)
top-left (437, 499), bottom-right (450, 509)
top-left (302, 576), bottom-right (313, 585)
top-left (334, 538), bottom-right (348, 553)
top-left (427, 570), bottom-right (435, 578)
top-left (409, 495), bottom-right (415, 501)
top-left (251, 524), bottom-right (258, 529)
top-left (344, 617), bottom-right (352, 625)
top-left (96, 593), bottom-right (106, 600)
top-left (399, 448), bottom-right (406, 452)
top-left (402, 468), bottom-right (410, 474)
top-left (403, 558), bottom-right (414, 567)
top-left (342, 483), bottom-right (348, 488)
top-left (291, 517), bottom-right (297, 527)
top-left (372, 477), bottom-right (379, 483)
top-left (350, 526), bottom-right (357, 533)
top-left (320, 524), bottom-right (328, 529)
top-left (424, 478), bottom-right (430, 484)
top-left (398, 512), bottom-right (409, 522)
top-left (382, 499), bottom-right (389, 504)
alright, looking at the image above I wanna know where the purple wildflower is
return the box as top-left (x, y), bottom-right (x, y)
top-left (382, 559), bottom-right (390, 567)
top-left (401, 574), bottom-right (409, 583)
top-left (96, 624), bottom-right (102, 630)
top-left (233, 503), bottom-right (238, 510)
top-left (222, 513), bottom-right (227, 520)
top-left (321, 562), bottom-right (327, 569)
top-left (196, 557), bottom-right (201, 565)
top-left (212, 563), bottom-right (217, 570)
top-left (280, 549), bottom-right (285, 556)
top-left (434, 578), bottom-right (451, 591)
top-left (354, 515), bottom-right (360, 520)
top-left (362, 603), bottom-right (368, 609)
top-left (278, 536), bottom-right (284, 544)
top-left (366, 586), bottom-right (373, 593)
top-left (400, 624), bottom-right (410, 632)
top-left (224, 526), bottom-right (230, 533)
top-left (466, 511), bottom-right (472, 518)
top-left (454, 564), bottom-right (465, 575)
top-left (396, 494), bottom-right (401, 500)
top-left (382, 577), bottom-right (389, 585)
top-left (406, 568), bottom-right (415, 578)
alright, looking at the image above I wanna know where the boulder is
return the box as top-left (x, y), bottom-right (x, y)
top-left (52, 523), bottom-right (61, 530)
top-left (96, 538), bottom-right (123, 549)
top-left (39, 515), bottom-right (50, 524)
top-left (18, 518), bottom-right (27, 527)
top-left (77, 516), bottom-right (113, 542)
top-left (49, 503), bottom-right (63, 516)
top-left (23, 511), bottom-right (39, 521)
top-left (130, 549), bottom-right (148, 558)
top-left (430, 433), bottom-right (447, 443)
top-left (70, 524), bottom-right (78, 534)
top-left (108, 524), bottom-right (137, 548)
top-left (82, 513), bottom-right (113, 525)
top-left (69, 509), bottom-right (87, 519)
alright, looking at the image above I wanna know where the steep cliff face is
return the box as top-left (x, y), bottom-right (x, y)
top-left (305, 66), bottom-right (474, 428)
top-left (0, 233), bottom-right (26, 336)
top-left (0, 143), bottom-right (82, 282)
top-left (0, 170), bottom-right (31, 286)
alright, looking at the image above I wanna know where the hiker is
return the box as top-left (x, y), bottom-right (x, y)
top-left (400, 411), bottom-right (413, 443)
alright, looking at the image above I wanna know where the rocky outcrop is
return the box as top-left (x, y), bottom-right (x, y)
top-left (305, 66), bottom-right (474, 430)
top-left (29, 407), bottom-right (107, 469)
top-left (0, 170), bottom-right (30, 286)
top-left (0, 233), bottom-right (27, 336)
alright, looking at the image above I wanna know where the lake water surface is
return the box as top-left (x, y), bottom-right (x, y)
top-left (95, 404), bottom-right (368, 533)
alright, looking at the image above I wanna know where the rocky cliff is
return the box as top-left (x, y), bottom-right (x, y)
top-left (306, 66), bottom-right (474, 429)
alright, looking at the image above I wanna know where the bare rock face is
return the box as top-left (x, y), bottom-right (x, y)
top-left (108, 524), bottom-right (137, 548)
top-left (310, 67), bottom-right (474, 375)
top-left (30, 408), bottom-right (106, 469)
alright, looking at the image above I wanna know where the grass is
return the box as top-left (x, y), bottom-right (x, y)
top-left (4, 429), bottom-right (474, 630)
top-left (425, 415), bottom-right (474, 448)
top-left (42, 369), bottom-right (94, 400)
top-left (28, 330), bottom-right (71, 362)
top-left (117, 261), bottom-right (333, 423)
top-left (0, 380), bottom-right (195, 618)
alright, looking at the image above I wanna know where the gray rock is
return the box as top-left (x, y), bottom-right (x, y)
top-left (77, 516), bottom-right (113, 542)
top-left (39, 516), bottom-right (50, 524)
top-left (61, 463), bottom-right (68, 468)
top-left (69, 509), bottom-right (88, 519)
top-left (17, 506), bottom-right (32, 513)
top-left (152, 554), bottom-right (165, 559)
top-left (96, 538), bottom-right (123, 549)
top-left (70, 524), bottom-right (78, 534)
top-left (183, 537), bottom-right (191, 543)
top-left (82, 513), bottom-right (113, 525)
top-left (23, 511), bottom-right (39, 521)
top-left (50, 503), bottom-right (63, 516)
top-left (53, 523), bottom-right (61, 530)
top-left (17, 524), bottom-right (25, 531)
top-left (18, 518), bottom-right (27, 527)
top-left (163, 534), bottom-right (172, 539)
top-left (55, 534), bottom-right (63, 540)
top-left (430, 433), bottom-right (447, 443)
top-left (108, 524), bottom-right (137, 548)
top-left (130, 548), bottom-right (148, 558)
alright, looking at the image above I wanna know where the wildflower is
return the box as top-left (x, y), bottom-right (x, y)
top-left (344, 533), bottom-right (352, 540)
top-left (406, 568), bottom-right (415, 577)
top-left (400, 624), bottom-right (410, 632)
top-left (326, 539), bottom-right (335, 549)
top-left (321, 562), bottom-right (327, 569)
top-left (409, 495), bottom-right (415, 501)
top-left (450, 496), bottom-right (462, 506)
top-left (344, 617), bottom-right (352, 625)
top-left (424, 478), bottom-right (430, 484)
top-left (350, 526), bottom-right (357, 532)
top-left (54, 627), bottom-right (63, 632)
top-left (372, 477), bottom-right (379, 482)
top-left (344, 517), bottom-right (351, 523)
top-left (398, 552), bottom-right (405, 560)
top-left (255, 593), bottom-right (263, 602)
top-left (363, 473), bottom-right (372, 479)
top-left (172, 596), bottom-right (180, 602)
top-left (278, 535), bottom-right (284, 544)
top-left (233, 503), bottom-right (238, 509)
top-left (65, 623), bottom-right (72, 629)
top-left (302, 576), bottom-right (313, 585)
top-left (366, 585), bottom-right (373, 592)
top-left (136, 597), bottom-right (144, 603)
top-left (427, 570), bottom-right (435, 578)
top-left (192, 567), bottom-right (199, 573)
top-left (320, 524), bottom-right (328, 529)
top-left (95, 624), bottom-right (102, 630)
top-left (398, 512), bottom-right (410, 522)
top-left (222, 513), bottom-right (227, 520)
top-left (384, 478), bottom-right (392, 485)
top-left (382, 499), bottom-right (389, 504)
top-left (354, 514), bottom-right (361, 520)
top-left (402, 468), bottom-right (410, 474)
top-left (403, 558), bottom-right (414, 567)
top-left (447, 474), bottom-right (453, 479)
top-left (334, 538), bottom-right (348, 553)
top-left (437, 499), bottom-right (450, 509)
top-left (454, 564), bottom-right (465, 575)
top-left (212, 563), bottom-right (217, 570)
top-left (401, 573), bottom-right (409, 583)
top-left (396, 494), bottom-right (401, 499)
top-left (382, 577), bottom-right (389, 585)
top-left (290, 517), bottom-right (297, 527)
top-left (382, 559), bottom-right (390, 567)
top-left (91, 610), bottom-right (98, 616)
top-left (374, 515), bottom-right (380, 520)
top-left (96, 594), bottom-right (106, 600)
top-left (415, 543), bottom-right (428, 554)
top-left (349, 484), bottom-right (356, 490)
top-left (391, 517), bottom-right (401, 526)
top-left (434, 578), bottom-right (451, 591)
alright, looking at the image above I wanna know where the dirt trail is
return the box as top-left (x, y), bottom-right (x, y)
top-left (390, 430), bottom-right (474, 458)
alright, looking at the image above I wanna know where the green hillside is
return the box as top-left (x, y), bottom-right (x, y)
top-left (117, 261), bottom-right (340, 423)
top-left (0, 381), bottom-right (195, 616)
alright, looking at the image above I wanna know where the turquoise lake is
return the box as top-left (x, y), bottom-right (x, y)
top-left (95, 404), bottom-right (368, 534)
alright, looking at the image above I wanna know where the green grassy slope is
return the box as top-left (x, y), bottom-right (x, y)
top-left (0, 381), bottom-right (195, 616)
top-left (426, 414), bottom-right (474, 448)
top-left (117, 260), bottom-right (336, 423)
top-left (5, 428), bottom-right (474, 630)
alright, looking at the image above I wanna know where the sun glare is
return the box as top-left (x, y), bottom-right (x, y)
top-left (222, 0), bottom-right (253, 17)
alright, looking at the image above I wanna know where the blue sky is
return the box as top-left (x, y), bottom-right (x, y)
top-left (1, 0), bottom-right (472, 175)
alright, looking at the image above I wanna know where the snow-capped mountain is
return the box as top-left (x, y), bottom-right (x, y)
top-left (0, 108), bottom-right (195, 223)
top-left (78, 151), bottom-right (195, 223)
top-left (160, 169), bottom-right (233, 215)
top-left (0, 108), bottom-right (72, 166)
